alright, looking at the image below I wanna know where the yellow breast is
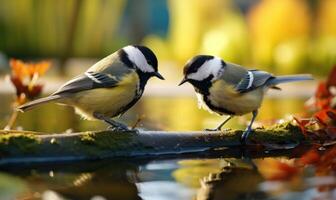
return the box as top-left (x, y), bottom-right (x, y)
top-left (69, 72), bottom-right (139, 120)
top-left (208, 80), bottom-right (264, 115)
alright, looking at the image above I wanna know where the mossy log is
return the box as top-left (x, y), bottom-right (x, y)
top-left (0, 122), bottom-right (309, 165)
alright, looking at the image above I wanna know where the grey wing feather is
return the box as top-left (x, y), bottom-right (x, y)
top-left (52, 72), bottom-right (117, 95)
top-left (52, 75), bottom-right (94, 95)
top-left (53, 62), bottom-right (132, 95)
top-left (235, 70), bottom-right (274, 93)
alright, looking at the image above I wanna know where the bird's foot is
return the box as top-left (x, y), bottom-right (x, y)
top-left (107, 124), bottom-right (130, 132)
top-left (240, 129), bottom-right (252, 145)
top-left (205, 128), bottom-right (220, 131)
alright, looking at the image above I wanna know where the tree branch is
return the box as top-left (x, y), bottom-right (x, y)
top-left (0, 122), bottom-right (310, 165)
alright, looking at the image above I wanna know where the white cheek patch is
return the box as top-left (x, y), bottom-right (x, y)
top-left (188, 57), bottom-right (224, 81)
top-left (123, 46), bottom-right (154, 72)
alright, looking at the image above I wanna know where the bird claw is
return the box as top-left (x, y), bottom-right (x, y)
top-left (205, 128), bottom-right (220, 131)
top-left (240, 136), bottom-right (247, 145)
top-left (240, 129), bottom-right (252, 145)
top-left (107, 124), bottom-right (130, 132)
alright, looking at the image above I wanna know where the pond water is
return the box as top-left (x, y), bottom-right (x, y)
top-left (0, 94), bottom-right (335, 200)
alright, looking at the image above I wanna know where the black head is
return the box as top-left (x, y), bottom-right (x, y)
top-left (183, 55), bottom-right (214, 76)
top-left (120, 45), bottom-right (164, 80)
top-left (134, 45), bottom-right (158, 72)
top-left (179, 55), bottom-right (225, 86)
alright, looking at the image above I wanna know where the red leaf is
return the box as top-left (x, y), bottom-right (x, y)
top-left (293, 117), bottom-right (309, 136)
top-left (326, 127), bottom-right (336, 140)
top-left (326, 65), bottom-right (336, 88)
top-left (316, 82), bottom-right (331, 99)
top-left (326, 110), bottom-right (336, 122)
top-left (314, 110), bottom-right (330, 126)
top-left (315, 146), bottom-right (336, 176)
top-left (258, 159), bottom-right (300, 181)
top-left (298, 149), bottom-right (320, 165)
top-left (272, 163), bottom-right (299, 181)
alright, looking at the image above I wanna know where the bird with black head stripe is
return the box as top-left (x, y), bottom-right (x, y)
top-left (18, 45), bottom-right (164, 131)
top-left (179, 55), bottom-right (313, 144)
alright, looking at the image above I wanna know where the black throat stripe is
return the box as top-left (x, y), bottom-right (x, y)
top-left (191, 75), bottom-right (236, 115)
top-left (118, 49), bottom-right (134, 68)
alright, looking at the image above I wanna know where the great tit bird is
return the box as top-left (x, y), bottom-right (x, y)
top-left (18, 45), bottom-right (164, 130)
top-left (179, 55), bottom-right (313, 144)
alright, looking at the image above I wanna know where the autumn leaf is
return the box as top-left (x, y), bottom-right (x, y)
top-left (298, 149), bottom-right (320, 166)
top-left (9, 59), bottom-right (51, 104)
top-left (258, 159), bottom-right (300, 181)
top-left (326, 65), bottom-right (336, 88)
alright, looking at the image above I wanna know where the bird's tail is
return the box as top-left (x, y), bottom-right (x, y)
top-left (268, 74), bottom-right (313, 86)
top-left (17, 95), bottom-right (62, 112)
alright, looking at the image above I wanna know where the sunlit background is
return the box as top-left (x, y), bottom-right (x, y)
top-left (0, 0), bottom-right (335, 74)
top-left (0, 0), bottom-right (332, 132)
top-left (1, 1), bottom-right (336, 200)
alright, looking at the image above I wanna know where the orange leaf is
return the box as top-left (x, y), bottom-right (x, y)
top-left (27, 61), bottom-right (50, 77)
top-left (316, 82), bottom-right (330, 99)
top-left (10, 59), bottom-right (29, 80)
top-left (326, 127), bottom-right (336, 140)
top-left (326, 110), bottom-right (336, 122)
top-left (326, 65), bottom-right (336, 88)
top-left (258, 159), bottom-right (299, 181)
top-left (293, 117), bottom-right (309, 137)
top-left (314, 110), bottom-right (330, 126)
top-left (298, 149), bottom-right (320, 165)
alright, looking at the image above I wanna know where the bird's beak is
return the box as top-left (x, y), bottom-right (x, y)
top-left (153, 72), bottom-right (165, 80)
top-left (178, 78), bottom-right (189, 86)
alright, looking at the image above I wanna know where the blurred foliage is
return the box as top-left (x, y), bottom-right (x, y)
top-left (144, 0), bottom-right (249, 64)
top-left (144, 0), bottom-right (336, 75)
top-left (0, 0), bottom-right (126, 58)
top-left (248, 0), bottom-right (311, 73)
top-left (0, 0), bottom-right (336, 74)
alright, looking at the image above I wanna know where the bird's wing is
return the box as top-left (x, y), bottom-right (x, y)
top-left (52, 63), bottom-right (133, 95)
top-left (235, 70), bottom-right (274, 93)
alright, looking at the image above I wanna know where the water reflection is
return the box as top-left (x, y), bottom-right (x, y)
top-left (3, 161), bottom-right (143, 200)
top-left (1, 146), bottom-right (335, 200)
top-left (2, 158), bottom-right (264, 200)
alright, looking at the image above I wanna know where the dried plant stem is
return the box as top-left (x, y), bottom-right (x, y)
top-left (4, 109), bottom-right (19, 130)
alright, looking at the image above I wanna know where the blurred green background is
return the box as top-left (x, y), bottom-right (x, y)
top-left (0, 2), bottom-right (335, 199)
top-left (0, 0), bottom-right (332, 132)
top-left (0, 0), bottom-right (335, 75)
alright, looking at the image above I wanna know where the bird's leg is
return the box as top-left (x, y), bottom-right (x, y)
top-left (240, 110), bottom-right (258, 145)
top-left (93, 112), bottom-right (129, 131)
top-left (205, 115), bottom-right (233, 131)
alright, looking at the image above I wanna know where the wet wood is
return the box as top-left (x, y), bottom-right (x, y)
top-left (0, 122), bottom-right (308, 165)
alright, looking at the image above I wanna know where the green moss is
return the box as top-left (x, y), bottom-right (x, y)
top-left (217, 120), bottom-right (305, 144)
top-left (252, 121), bottom-right (305, 143)
top-left (77, 130), bottom-right (157, 156)
top-left (0, 133), bottom-right (40, 154)
top-left (79, 131), bottom-right (135, 150)
top-left (218, 129), bottom-right (243, 143)
top-left (80, 132), bottom-right (96, 144)
top-left (0, 121), bottom-right (306, 159)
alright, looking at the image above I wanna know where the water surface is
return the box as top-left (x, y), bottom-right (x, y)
top-left (1, 95), bottom-right (334, 200)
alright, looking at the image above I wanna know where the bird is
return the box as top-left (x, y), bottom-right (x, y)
top-left (17, 45), bottom-right (164, 131)
top-left (179, 55), bottom-right (313, 144)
